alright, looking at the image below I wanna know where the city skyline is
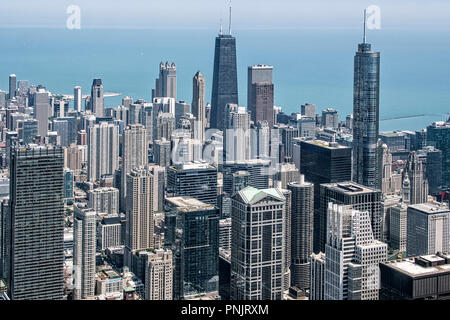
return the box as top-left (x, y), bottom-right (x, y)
top-left (0, 1), bottom-right (450, 305)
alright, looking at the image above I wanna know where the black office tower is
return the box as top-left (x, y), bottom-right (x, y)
top-left (8, 146), bottom-right (64, 300)
top-left (210, 26), bottom-right (238, 131)
top-left (299, 139), bottom-right (352, 253)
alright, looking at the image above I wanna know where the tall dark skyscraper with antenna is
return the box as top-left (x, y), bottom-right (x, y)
top-left (352, 11), bottom-right (381, 189)
top-left (210, 3), bottom-right (238, 131)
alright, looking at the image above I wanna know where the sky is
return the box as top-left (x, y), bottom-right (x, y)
top-left (1, 0), bottom-right (450, 31)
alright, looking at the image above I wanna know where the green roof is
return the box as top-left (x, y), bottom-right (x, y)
top-left (239, 186), bottom-right (285, 204)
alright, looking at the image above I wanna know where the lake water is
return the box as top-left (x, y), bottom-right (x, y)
top-left (1, 27), bottom-right (449, 132)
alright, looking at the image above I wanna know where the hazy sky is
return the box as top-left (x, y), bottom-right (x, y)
top-left (2, 0), bottom-right (450, 30)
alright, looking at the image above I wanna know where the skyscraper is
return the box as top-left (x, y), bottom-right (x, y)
top-left (73, 204), bottom-right (97, 300)
top-left (406, 202), bottom-right (450, 257)
top-left (210, 12), bottom-right (238, 131)
top-left (124, 166), bottom-right (155, 267)
top-left (167, 162), bottom-right (218, 206)
top-left (154, 61), bottom-right (177, 100)
top-left (74, 86), bottom-right (82, 112)
top-left (145, 249), bottom-right (173, 300)
top-left (352, 13), bottom-right (381, 189)
top-left (9, 74), bottom-right (16, 99)
top-left (121, 124), bottom-right (148, 211)
top-left (192, 71), bottom-right (206, 142)
top-left (288, 175), bottom-right (314, 290)
top-left (407, 151), bottom-right (428, 205)
top-left (316, 182), bottom-right (382, 253)
top-left (248, 65), bottom-right (274, 128)
top-left (323, 204), bottom-right (387, 300)
top-left (87, 122), bottom-right (119, 182)
top-left (165, 196), bottom-right (219, 299)
top-left (224, 104), bottom-right (251, 162)
top-left (8, 145), bottom-right (64, 300)
top-left (34, 87), bottom-right (51, 137)
top-left (427, 120), bottom-right (450, 192)
top-left (90, 79), bottom-right (104, 117)
top-left (88, 187), bottom-right (119, 215)
top-left (230, 186), bottom-right (285, 300)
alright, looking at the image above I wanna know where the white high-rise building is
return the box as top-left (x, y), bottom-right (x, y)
top-left (192, 71), bottom-right (206, 142)
top-left (323, 203), bottom-right (387, 300)
top-left (224, 104), bottom-right (251, 162)
top-left (310, 252), bottom-right (325, 300)
top-left (389, 200), bottom-right (408, 252)
top-left (145, 249), bottom-right (173, 300)
top-left (121, 124), bottom-right (148, 211)
top-left (87, 122), bottom-right (119, 182)
top-left (34, 87), bottom-right (51, 137)
top-left (88, 187), bottom-right (119, 215)
top-left (73, 204), bottom-right (97, 300)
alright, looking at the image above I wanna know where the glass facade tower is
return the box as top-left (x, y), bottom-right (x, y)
top-left (352, 40), bottom-right (380, 189)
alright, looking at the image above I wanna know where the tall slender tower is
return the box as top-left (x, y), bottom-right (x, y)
top-left (352, 11), bottom-right (381, 188)
top-left (288, 175), bottom-right (314, 290)
top-left (121, 124), bottom-right (148, 211)
top-left (73, 204), bottom-right (97, 300)
top-left (154, 62), bottom-right (177, 100)
top-left (9, 74), bottom-right (16, 99)
top-left (210, 3), bottom-right (238, 131)
top-left (87, 122), bottom-right (119, 182)
top-left (124, 166), bottom-right (155, 267)
top-left (248, 65), bottom-right (274, 128)
top-left (90, 79), bottom-right (104, 117)
top-left (407, 151), bottom-right (428, 205)
top-left (192, 71), bottom-right (206, 142)
top-left (74, 86), bottom-right (82, 112)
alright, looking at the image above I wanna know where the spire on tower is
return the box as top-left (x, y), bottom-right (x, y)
top-left (363, 9), bottom-right (367, 43)
top-left (228, 0), bottom-right (232, 35)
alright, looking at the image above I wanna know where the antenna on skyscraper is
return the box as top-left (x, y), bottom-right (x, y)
top-left (228, 0), bottom-right (232, 35)
top-left (363, 9), bottom-right (367, 43)
top-left (220, 18), bottom-right (223, 35)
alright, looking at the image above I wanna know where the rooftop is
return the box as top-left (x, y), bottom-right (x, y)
top-left (166, 196), bottom-right (214, 212)
top-left (325, 182), bottom-right (379, 195)
top-left (408, 202), bottom-right (449, 214)
top-left (238, 186), bottom-right (285, 204)
top-left (382, 253), bottom-right (450, 277)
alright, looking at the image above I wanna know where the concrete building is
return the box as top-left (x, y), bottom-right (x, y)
top-left (310, 252), bottom-right (325, 300)
top-left (73, 204), bottom-right (97, 300)
top-left (406, 202), bottom-right (450, 257)
top-left (323, 204), bottom-right (387, 300)
top-left (145, 249), bottom-right (173, 300)
top-left (88, 187), bottom-right (119, 215)
top-left (192, 71), bottom-right (207, 142)
top-left (316, 182), bottom-right (381, 253)
top-left (248, 65), bottom-right (274, 128)
top-left (121, 124), bottom-right (148, 211)
top-left (380, 253), bottom-right (450, 300)
top-left (288, 175), bottom-right (314, 290)
top-left (87, 122), bottom-right (119, 182)
top-left (230, 187), bottom-right (286, 300)
top-left (124, 166), bottom-right (156, 268)
top-left (154, 61), bottom-right (177, 100)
